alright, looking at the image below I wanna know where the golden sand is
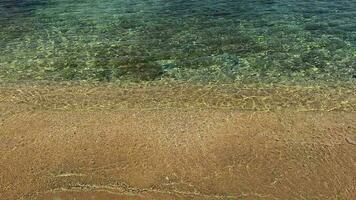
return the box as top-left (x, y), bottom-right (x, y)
top-left (1, 83), bottom-right (355, 199)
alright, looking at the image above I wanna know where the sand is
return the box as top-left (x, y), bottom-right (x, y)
top-left (0, 83), bottom-right (355, 199)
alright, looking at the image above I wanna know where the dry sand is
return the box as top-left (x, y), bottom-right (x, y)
top-left (0, 83), bottom-right (355, 199)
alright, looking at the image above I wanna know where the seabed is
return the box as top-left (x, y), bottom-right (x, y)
top-left (0, 0), bottom-right (356, 199)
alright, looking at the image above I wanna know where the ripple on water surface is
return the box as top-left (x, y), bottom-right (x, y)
top-left (0, 0), bottom-right (355, 82)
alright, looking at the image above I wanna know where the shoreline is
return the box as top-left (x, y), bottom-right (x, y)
top-left (1, 82), bottom-right (355, 113)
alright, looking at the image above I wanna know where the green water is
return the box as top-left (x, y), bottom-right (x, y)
top-left (1, 0), bottom-right (355, 83)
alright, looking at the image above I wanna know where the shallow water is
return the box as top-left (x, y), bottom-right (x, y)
top-left (0, 0), bottom-right (355, 83)
top-left (1, 3), bottom-right (356, 199)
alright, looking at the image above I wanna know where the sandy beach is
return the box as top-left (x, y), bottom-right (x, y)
top-left (1, 84), bottom-right (355, 199)
top-left (1, 0), bottom-right (355, 199)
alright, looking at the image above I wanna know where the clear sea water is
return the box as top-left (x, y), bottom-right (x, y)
top-left (1, 0), bottom-right (355, 83)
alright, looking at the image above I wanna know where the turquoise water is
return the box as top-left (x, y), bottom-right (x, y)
top-left (1, 0), bottom-right (355, 83)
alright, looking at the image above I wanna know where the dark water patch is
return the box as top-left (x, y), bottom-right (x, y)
top-left (0, 0), bottom-right (52, 18)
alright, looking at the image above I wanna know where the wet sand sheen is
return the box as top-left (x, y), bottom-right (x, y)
top-left (0, 84), bottom-right (355, 199)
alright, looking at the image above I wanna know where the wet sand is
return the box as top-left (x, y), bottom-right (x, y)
top-left (0, 84), bottom-right (355, 199)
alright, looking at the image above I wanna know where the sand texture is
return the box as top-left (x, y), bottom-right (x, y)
top-left (0, 84), bottom-right (355, 199)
